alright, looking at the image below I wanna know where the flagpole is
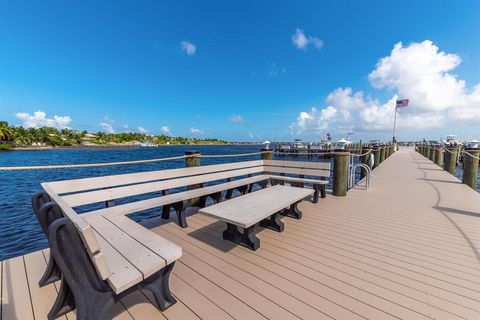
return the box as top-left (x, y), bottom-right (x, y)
top-left (392, 106), bottom-right (398, 143)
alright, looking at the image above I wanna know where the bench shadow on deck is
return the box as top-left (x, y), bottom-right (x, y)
top-left (3, 148), bottom-right (480, 320)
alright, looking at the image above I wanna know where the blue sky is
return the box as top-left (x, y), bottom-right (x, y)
top-left (1, 0), bottom-right (479, 142)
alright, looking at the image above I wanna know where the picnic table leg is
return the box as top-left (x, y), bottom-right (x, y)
top-left (223, 223), bottom-right (260, 251)
top-left (260, 212), bottom-right (284, 232)
top-left (280, 200), bottom-right (303, 219)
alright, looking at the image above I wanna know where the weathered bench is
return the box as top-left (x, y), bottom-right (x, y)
top-left (40, 183), bottom-right (182, 319)
top-left (265, 160), bottom-right (330, 202)
top-left (199, 185), bottom-right (314, 250)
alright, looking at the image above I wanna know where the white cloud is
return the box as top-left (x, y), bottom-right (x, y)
top-left (290, 40), bottom-right (480, 137)
top-left (190, 127), bottom-right (204, 135)
top-left (291, 28), bottom-right (323, 50)
top-left (14, 110), bottom-right (72, 129)
top-left (229, 115), bottom-right (244, 124)
top-left (161, 126), bottom-right (172, 135)
top-left (99, 116), bottom-right (116, 133)
top-left (100, 122), bottom-right (115, 133)
top-left (137, 127), bottom-right (149, 134)
top-left (122, 124), bottom-right (129, 129)
top-left (180, 41), bottom-right (197, 55)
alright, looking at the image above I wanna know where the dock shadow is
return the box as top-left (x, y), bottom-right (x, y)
top-left (418, 178), bottom-right (461, 185)
top-left (433, 206), bottom-right (480, 218)
top-left (187, 220), bottom-right (237, 253)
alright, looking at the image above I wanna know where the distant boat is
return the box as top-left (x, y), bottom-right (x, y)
top-left (334, 138), bottom-right (352, 150)
top-left (442, 135), bottom-right (462, 147)
top-left (139, 142), bottom-right (157, 147)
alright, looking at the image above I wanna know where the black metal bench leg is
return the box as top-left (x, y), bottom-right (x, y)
top-left (161, 190), bottom-right (171, 219)
top-left (199, 196), bottom-right (208, 208)
top-left (143, 262), bottom-right (177, 311)
top-left (320, 185), bottom-right (327, 198)
top-left (223, 223), bottom-right (260, 251)
top-left (259, 212), bottom-right (284, 232)
top-left (173, 201), bottom-right (188, 228)
top-left (48, 278), bottom-right (76, 319)
top-left (280, 200), bottom-right (303, 219)
top-left (312, 185), bottom-right (320, 204)
top-left (39, 251), bottom-right (61, 287)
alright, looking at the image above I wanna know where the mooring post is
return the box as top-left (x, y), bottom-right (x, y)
top-left (372, 146), bottom-right (381, 169)
top-left (185, 151), bottom-right (201, 207)
top-left (333, 151), bottom-right (349, 196)
top-left (443, 146), bottom-right (457, 175)
top-left (360, 146), bottom-right (371, 180)
top-left (261, 148), bottom-right (273, 160)
top-left (462, 148), bottom-right (480, 190)
top-left (434, 145), bottom-right (443, 167)
top-left (379, 145), bottom-right (386, 164)
top-left (425, 146), bottom-right (431, 160)
top-left (429, 146), bottom-right (436, 162)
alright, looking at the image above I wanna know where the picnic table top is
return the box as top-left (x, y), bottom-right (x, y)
top-left (198, 185), bottom-right (314, 228)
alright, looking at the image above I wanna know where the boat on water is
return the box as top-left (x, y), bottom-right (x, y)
top-left (139, 141), bottom-right (158, 147)
top-left (334, 138), bottom-right (352, 150)
top-left (442, 135), bottom-right (462, 146)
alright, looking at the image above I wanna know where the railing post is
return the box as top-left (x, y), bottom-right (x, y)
top-left (462, 148), bottom-right (480, 190)
top-left (425, 146), bottom-right (431, 160)
top-left (444, 146), bottom-right (457, 175)
top-left (372, 146), bottom-right (381, 169)
top-left (185, 151), bottom-right (201, 206)
top-left (379, 145), bottom-right (386, 164)
top-left (434, 146), bottom-right (443, 167)
top-left (333, 151), bottom-right (350, 196)
top-left (360, 147), bottom-right (372, 180)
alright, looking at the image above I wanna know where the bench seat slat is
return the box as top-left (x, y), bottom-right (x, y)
top-left (92, 230), bottom-right (144, 294)
top-left (63, 166), bottom-right (263, 207)
top-left (102, 214), bottom-right (182, 265)
top-left (263, 166), bottom-right (330, 177)
top-left (83, 214), bottom-right (166, 280)
top-left (48, 160), bottom-right (264, 194)
top-left (263, 159), bottom-right (331, 170)
top-left (267, 175), bottom-right (328, 185)
top-left (87, 175), bottom-right (269, 217)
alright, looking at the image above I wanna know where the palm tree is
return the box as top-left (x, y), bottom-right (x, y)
top-left (0, 121), bottom-right (14, 143)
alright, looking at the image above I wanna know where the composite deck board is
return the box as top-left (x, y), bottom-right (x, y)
top-left (2, 148), bottom-right (480, 319)
top-left (190, 214), bottom-right (480, 320)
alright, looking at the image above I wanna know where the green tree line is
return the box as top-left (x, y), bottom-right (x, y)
top-left (0, 121), bottom-right (226, 149)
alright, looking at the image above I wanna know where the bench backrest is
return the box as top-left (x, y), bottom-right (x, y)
top-left (49, 160), bottom-right (264, 208)
top-left (263, 159), bottom-right (331, 178)
top-left (41, 182), bottom-right (113, 280)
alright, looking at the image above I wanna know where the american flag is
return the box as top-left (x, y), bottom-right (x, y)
top-left (396, 99), bottom-right (409, 108)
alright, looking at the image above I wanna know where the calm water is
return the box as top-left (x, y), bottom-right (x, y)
top-left (454, 163), bottom-right (480, 191)
top-left (0, 145), bottom-right (338, 260)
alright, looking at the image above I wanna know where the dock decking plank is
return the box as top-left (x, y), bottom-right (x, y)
top-left (1, 256), bottom-right (34, 320)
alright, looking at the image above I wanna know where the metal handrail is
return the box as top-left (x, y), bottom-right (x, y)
top-left (349, 163), bottom-right (371, 189)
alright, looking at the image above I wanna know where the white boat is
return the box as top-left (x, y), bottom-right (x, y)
top-left (442, 135), bottom-right (462, 146)
top-left (139, 141), bottom-right (157, 147)
top-left (335, 138), bottom-right (352, 150)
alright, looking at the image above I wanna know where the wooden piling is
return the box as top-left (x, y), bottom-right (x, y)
top-left (333, 151), bottom-right (349, 196)
top-left (444, 146), bottom-right (457, 175)
top-left (434, 146), bottom-right (443, 167)
top-left (425, 146), bottom-right (431, 160)
top-left (360, 147), bottom-right (371, 180)
top-left (462, 148), bottom-right (480, 190)
top-left (379, 146), bottom-right (386, 164)
top-left (261, 148), bottom-right (273, 160)
top-left (185, 151), bottom-right (202, 206)
top-left (372, 147), bottom-right (381, 169)
top-left (429, 146), bottom-right (435, 162)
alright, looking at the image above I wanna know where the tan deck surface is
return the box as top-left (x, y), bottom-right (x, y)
top-left (2, 147), bottom-right (480, 319)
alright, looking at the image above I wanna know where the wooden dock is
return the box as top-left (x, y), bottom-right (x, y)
top-left (2, 147), bottom-right (480, 319)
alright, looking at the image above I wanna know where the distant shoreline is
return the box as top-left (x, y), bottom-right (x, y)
top-left (8, 143), bottom-right (262, 151)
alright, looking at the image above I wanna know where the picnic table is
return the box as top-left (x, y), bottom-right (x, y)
top-left (199, 185), bottom-right (314, 250)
